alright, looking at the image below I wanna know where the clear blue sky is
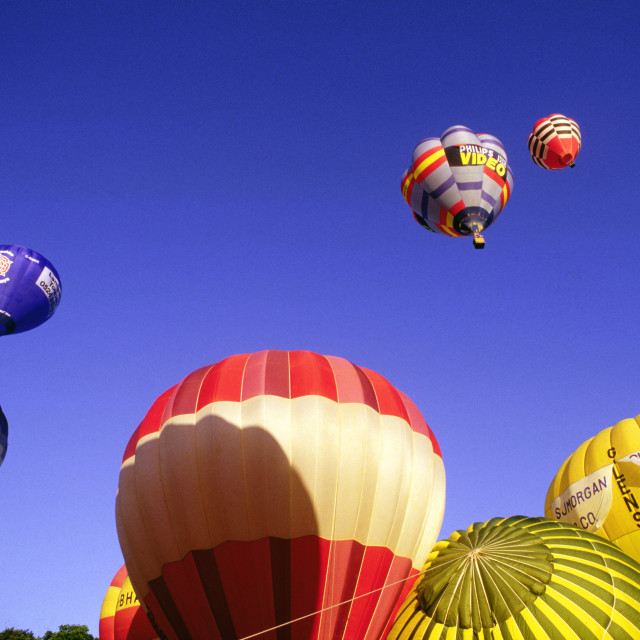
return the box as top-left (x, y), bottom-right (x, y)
top-left (1, 1), bottom-right (639, 636)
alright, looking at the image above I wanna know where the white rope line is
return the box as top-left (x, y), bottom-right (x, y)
top-left (238, 568), bottom-right (428, 640)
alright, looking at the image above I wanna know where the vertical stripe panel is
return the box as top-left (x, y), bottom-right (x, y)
top-left (326, 355), bottom-right (379, 410)
top-left (364, 555), bottom-right (414, 638)
top-left (166, 366), bottom-right (209, 418)
top-left (161, 555), bottom-right (221, 638)
top-left (341, 547), bottom-right (394, 638)
top-left (361, 368), bottom-right (409, 421)
top-left (241, 350), bottom-right (290, 399)
top-left (147, 577), bottom-right (192, 640)
top-left (290, 350), bottom-right (338, 400)
top-left (289, 536), bottom-right (325, 639)
top-left (197, 353), bottom-right (250, 408)
top-left (213, 540), bottom-right (277, 640)
top-left (122, 387), bottom-right (175, 463)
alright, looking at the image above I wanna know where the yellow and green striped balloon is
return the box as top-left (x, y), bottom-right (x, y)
top-left (386, 516), bottom-right (640, 640)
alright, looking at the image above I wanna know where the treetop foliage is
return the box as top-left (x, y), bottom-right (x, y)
top-left (0, 626), bottom-right (96, 640)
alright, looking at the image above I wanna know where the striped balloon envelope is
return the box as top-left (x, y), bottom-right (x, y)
top-left (100, 565), bottom-right (158, 640)
top-left (545, 414), bottom-right (640, 563)
top-left (528, 114), bottom-right (581, 169)
top-left (100, 565), bottom-right (128, 640)
top-left (116, 350), bottom-right (446, 640)
top-left (386, 516), bottom-right (640, 640)
top-left (401, 125), bottom-right (513, 248)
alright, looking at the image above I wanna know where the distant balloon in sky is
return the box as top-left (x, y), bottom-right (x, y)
top-left (100, 565), bottom-right (157, 640)
top-left (0, 245), bottom-right (62, 337)
top-left (545, 413), bottom-right (640, 563)
top-left (116, 350), bottom-right (446, 640)
top-left (402, 125), bottom-right (513, 249)
top-left (0, 406), bottom-right (7, 468)
top-left (386, 516), bottom-right (640, 640)
top-left (528, 114), bottom-right (581, 169)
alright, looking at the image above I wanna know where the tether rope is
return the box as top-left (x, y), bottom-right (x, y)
top-left (238, 568), bottom-right (428, 639)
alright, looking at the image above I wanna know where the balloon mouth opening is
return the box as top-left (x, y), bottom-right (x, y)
top-left (0, 315), bottom-right (16, 335)
top-left (455, 207), bottom-right (491, 236)
top-left (560, 153), bottom-right (574, 166)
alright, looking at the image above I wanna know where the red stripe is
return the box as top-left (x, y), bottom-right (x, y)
top-left (401, 171), bottom-right (414, 206)
top-left (114, 606), bottom-right (157, 640)
top-left (397, 390), bottom-right (441, 455)
top-left (122, 386), bottom-right (175, 462)
top-left (101, 561), bottom-right (129, 638)
top-left (341, 546), bottom-right (409, 639)
top-left (365, 555), bottom-right (415, 637)
top-left (242, 350), bottom-right (291, 399)
top-left (501, 180), bottom-right (511, 207)
top-left (414, 152), bottom-right (447, 184)
top-left (165, 365), bottom-right (211, 418)
top-left (99, 618), bottom-right (115, 640)
top-left (448, 200), bottom-right (465, 216)
top-left (161, 556), bottom-right (221, 638)
top-left (130, 609), bottom-right (158, 640)
top-left (145, 580), bottom-right (190, 640)
top-left (123, 351), bottom-right (435, 463)
top-left (141, 591), bottom-right (179, 640)
top-left (289, 536), bottom-right (324, 637)
top-left (143, 538), bottom-right (414, 640)
top-left (413, 145), bottom-right (442, 167)
top-left (325, 355), bottom-right (378, 410)
top-left (213, 539), bottom-right (276, 639)
top-left (483, 165), bottom-right (505, 187)
top-left (380, 566), bottom-right (421, 638)
top-left (197, 353), bottom-right (250, 408)
top-left (360, 367), bottom-right (410, 422)
top-left (316, 539), bottom-right (365, 637)
top-left (290, 351), bottom-right (338, 400)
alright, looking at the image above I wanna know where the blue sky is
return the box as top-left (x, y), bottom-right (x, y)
top-left (1, 1), bottom-right (639, 636)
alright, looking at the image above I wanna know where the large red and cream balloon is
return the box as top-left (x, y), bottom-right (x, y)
top-left (116, 350), bottom-right (445, 640)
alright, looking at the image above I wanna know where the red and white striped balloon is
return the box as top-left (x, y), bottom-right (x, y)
top-left (116, 350), bottom-right (445, 640)
top-left (528, 114), bottom-right (581, 169)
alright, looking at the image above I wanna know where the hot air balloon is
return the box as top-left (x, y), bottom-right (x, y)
top-left (545, 414), bottom-right (640, 564)
top-left (100, 565), bottom-right (158, 640)
top-left (100, 565), bottom-right (128, 640)
top-left (116, 350), bottom-right (446, 640)
top-left (386, 516), bottom-right (640, 640)
top-left (528, 114), bottom-right (581, 169)
top-left (0, 245), bottom-right (62, 337)
top-left (401, 125), bottom-right (513, 249)
top-left (0, 406), bottom-right (7, 468)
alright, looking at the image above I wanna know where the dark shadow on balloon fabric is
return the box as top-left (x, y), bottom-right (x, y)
top-left (144, 416), bottom-right (321, 640)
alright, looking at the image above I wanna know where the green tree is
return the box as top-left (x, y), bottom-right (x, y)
top-left (42, 627), bottom-right (96, 640)
top-left (0, 630), bottom-right (39, 640)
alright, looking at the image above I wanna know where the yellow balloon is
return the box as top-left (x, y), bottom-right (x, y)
top-left (545, 414), bottom-right (640, 562)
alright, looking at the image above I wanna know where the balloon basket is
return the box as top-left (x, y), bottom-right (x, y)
top-left (473, 233), bottom-right (485, 249)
